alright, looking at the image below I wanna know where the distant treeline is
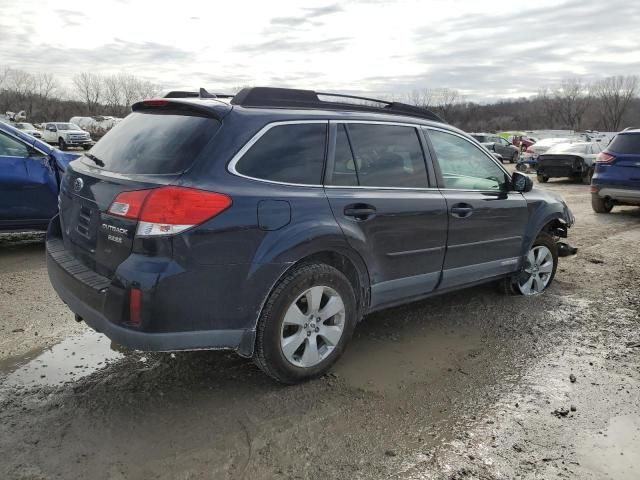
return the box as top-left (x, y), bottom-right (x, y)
top-left (0, 68), bottom-right (161, 122)
top-left (1, 67), bottom-right (638, 133)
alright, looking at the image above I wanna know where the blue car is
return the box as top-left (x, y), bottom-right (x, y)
top-left (0, 121), bottom-right (79, 231)
top-left (591, 128), bottom-right (640, 213)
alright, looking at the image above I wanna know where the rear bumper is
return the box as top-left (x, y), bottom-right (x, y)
top-left (44, 215), bottom-right (286, 356)
top-left (537, 166), bottom-right (580, 178)
top-left (595, 186), bottom-right (640, 204)
top-left (47, 251), bottom-right (252, 353)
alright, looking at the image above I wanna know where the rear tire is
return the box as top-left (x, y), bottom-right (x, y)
top-left (537, 174), bottom-right (549, 183)
top-left (501, 232), bottom-right (558, 296)
top-left (516, 163), bottom-right (527, 172)
top-left (253, 263), bottom-right (357, 384)
top-left (591, 194), bottom-right (614, 213)
top-left (511, 151), bottom-right (519, 163)
top-left (582, 168), bottom-right (594, 185)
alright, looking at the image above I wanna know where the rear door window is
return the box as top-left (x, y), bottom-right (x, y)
top-left (336, 123), bottom-right (428, 188)
top-left (235, 123), bottom-right (327, 185)
top-left (608, 134), bottom-right (640, 154)
top-left (84, 111), bottom-right (220, 174)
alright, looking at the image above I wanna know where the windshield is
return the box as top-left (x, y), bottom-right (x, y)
top-left (16, 123), bottom-right (37, 130)
top-left (57, 123), bottom-right (81, 130)
top-left (83, 111), bottom-right (220, 174)
top-left (547, 143), bottom-right (589, 154)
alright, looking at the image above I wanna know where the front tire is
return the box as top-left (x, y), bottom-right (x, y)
top-left (58, 137), bottom-right (67, 150)
top-left (254, 263), bottom-right (357, 384)
top-left (591, 194), bottom-right (614, 213)
top-left (511, 151), bottom-right (519, 163)
top-left (502, 233), bottom-right (558, 296)
top-left (537, 174), bottom-right (549, 183)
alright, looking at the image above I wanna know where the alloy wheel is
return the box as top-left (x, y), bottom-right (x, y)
top-left (280, 286), bottom-right (346, 368)
top-left (518, 245), bottom-right (554, 295)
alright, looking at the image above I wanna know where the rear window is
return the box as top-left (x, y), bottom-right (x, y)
top-left (235, 123), bottom-right (327, 185)
top-left (608, 134), bottom-right (640, 154)
top-left (84, 111), bottom-right (219, 174)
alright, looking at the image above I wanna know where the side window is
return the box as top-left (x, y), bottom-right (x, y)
top-left (331, 124), bottom-right (358, 186)
top-left (342, 123), bottom-right (428, 188)
top-left (0, 132), bottom-right (29, 157)
top-left (235, 123), bottom-right (327, 185)
top-left (427, 129), bottom-right (509, 191)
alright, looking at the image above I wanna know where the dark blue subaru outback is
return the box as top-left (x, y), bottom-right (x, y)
top-left (47, 87), bottom-right (575, 383)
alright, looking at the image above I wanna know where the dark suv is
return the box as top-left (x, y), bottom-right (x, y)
top-left (46, 87), bottom-right (575, 383)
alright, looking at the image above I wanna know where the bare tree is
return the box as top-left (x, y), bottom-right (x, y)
top-left (593, 75), bottom-right (639, 131)
top-left (405, 88), bottom-right (435, 108)
top-left (554, 78), bottom-right (591, 130)
top-left (433, 88), bottom-right (461, 120)
top-left (73, 72), bottom-right (103, 113)
top-left (35, 73), bottom-right (57, 100)
top-left (0, 66), bottom-right (11, 90)
top-left (103, 74), bottom-right (124, 113)
top-left (9, 69), bottom-right (36, 98)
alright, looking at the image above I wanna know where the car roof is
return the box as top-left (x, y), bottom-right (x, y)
top-left (0, 120), bottom-right (52, 154)
top-left (143, 86), bottom-right (452, 129)
top-left (620, 128), bottom-right (640, 134)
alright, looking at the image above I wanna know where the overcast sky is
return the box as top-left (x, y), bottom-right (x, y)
top-left (1, 0), bottom-right (639, 102)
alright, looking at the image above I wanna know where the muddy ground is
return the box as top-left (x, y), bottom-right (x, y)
top-left (0, 178), bottom-right (639, 480)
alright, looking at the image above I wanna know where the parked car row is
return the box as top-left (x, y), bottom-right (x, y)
top-left (470, 133), bottom-right (520, 163)
top-left (0, 119), bottom-right (94, 150)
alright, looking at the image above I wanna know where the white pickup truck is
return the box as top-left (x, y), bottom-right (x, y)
top-left (41, 122), bottom-right (93, 150)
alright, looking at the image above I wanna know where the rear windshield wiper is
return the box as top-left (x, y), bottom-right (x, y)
top-left (84, 153), bottom-right (105, 168)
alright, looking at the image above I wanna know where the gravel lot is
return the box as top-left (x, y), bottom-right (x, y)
top-left (1, 174), bottom-right (639, 480)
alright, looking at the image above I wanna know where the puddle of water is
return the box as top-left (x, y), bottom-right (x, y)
top-left (576, 414), bottom-right (640, 480)
top-left (1, 330), bottom-right (124, 388)
top-left (336, 326), bottom-right (481, 395)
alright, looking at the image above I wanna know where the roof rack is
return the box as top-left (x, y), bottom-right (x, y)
top-left (164, 88), bottom-right (234, 99)
top-left (231, 87), bottom-right (445, 123)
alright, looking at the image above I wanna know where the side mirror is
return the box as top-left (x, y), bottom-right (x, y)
top-left (512, 171), bottom-right (533, 192)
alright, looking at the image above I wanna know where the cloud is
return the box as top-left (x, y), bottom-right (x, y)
top-left (302, 4), bottom-right (343, 17)
top-left (56, 9), bottom-right (86, 27)
top-left (235, 36), bottom-right (351, 55)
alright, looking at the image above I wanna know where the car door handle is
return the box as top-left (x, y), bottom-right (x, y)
top-left (450, 204), bottom-right (473, 218)
top-left (344, 205), bottom-right (377, 221)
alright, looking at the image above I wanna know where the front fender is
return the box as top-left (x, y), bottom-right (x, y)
top-left (521, 188), bottom-right (573, 255)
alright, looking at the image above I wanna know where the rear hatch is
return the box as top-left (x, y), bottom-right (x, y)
top-left (58, 102), bottom-right (224, 278)
top-left (607, 133), bottom-right (640, 187)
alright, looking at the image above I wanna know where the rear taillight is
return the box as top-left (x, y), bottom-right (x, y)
top-left (129, 287), bottom-right (142, 325)
top-left (590, 185), bottom-right (600, 193)
top-left (108, 186), bottom-right (232, 237)
top-left (595, 152), bottom-right (616, 164)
